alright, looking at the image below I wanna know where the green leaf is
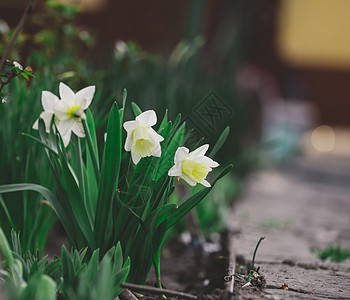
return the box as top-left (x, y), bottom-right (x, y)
top-left (56, 143), bottom-right (94, 248)
top-left (86, 249), bottom-right (99, 282)
top-left (94, 102), bottom-right (122, 249)
top-left (209, 126), bottom-right (230, 157)
top-left (131, 101), bottom-right (142, 117)
top-left (0, 227), bottom-right (15, 272)
top-left (0, 183), bottom-right (72, 236)
top-left (34, 274), bottom-right (57, 300)
top-left (112, 242), bottom-right (123, 273)
top-left (20, 72), bottom-right (30, 81)
top-left (158, 109), bottom-right (168, 132)
top-left (61, 245), bottom-right (75, 290)
top-left (95, 259), bottom-right (114, 299)
top-left (83, 110), bottom-right (100, 180)
top-left (0, 194), bottom-right (15, 229)
top-left (10, 229), bottom-right (21, 256)
top-left (21, 273), bottom-right (57, 300)
top-left (113, 258), bottom-right (131, 295)
top-left (21, 132), bottom-right (58, 157)
top-left (119, 88), bottom-right (128, 125)
top-left (153, 222), bottom-right (167, 289)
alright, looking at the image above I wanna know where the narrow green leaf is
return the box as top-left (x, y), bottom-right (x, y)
top-left (113, 259), bottom-right (131, 295)
top-left (75, 137), bottom-right (87, 223)
top-left (158, 109), bottom-right (168, 132)
top-left (86, 249), bottom-right (99, 282)
top-left (21, 72), bottom-right (29, 81)
top-left (61, 245), bottom-right (75, 288)
top-left (0, 183), bottom-right (70, 232)
top-left (57, 144), bottom-right (94, 248)
top-left (94, 102), bottom-right (122, 249)
top-left (151, 220), bottom-right (167, 289)
top-left (0, 227), bottom-right (14, 272)
top-left (82, 112), bottom-right (100, 181)
top-left (113, 242), bottom-right (123, 273)
top-left (21, 132), bottom-right (58, 157)
top-left (209, 126), bottom-right (230, 157)
top-left (119, 88), bottom-right (128, 125)
top-left (0, 194), bottom-right (15, 229)
top-left (10, 229), bottom-right (21, 256)
top-left (131, 102), bottom-right (142, 117)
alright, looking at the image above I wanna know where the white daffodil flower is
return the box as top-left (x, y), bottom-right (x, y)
top-left (32, 90), bottom-right (72, 146)
top-left (168, 144), bottom-right (219, 187)
top-left (123, 110), bottom-right (164, 164)
top-left (54, 82), bottom-right (95, 146)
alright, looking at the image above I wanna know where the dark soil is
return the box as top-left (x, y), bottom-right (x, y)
top-left (142, 231), bottom-right (232, 299)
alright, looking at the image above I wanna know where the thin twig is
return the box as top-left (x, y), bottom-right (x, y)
top-left (120, 283), bottom-right (198, 300)
top-left (0, 0), bottom-right (37, 73)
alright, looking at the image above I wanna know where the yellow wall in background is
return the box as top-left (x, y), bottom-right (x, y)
top-left (277, 0), bottom-right (350, 70)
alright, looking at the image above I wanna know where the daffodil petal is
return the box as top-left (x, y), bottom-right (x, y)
top-left (75, 85), bottom-right (95, 109)
top-left (71, 120), bottom-right (85, 137)
top-left (152, 143), bottom-right (161, 157)
top-left (59, 82), bottom-right (75, 104)
top-left (131, 152), bottom-right (141, 164)
top-left (181, 173), bottom-right (197, 186)
top-left (41, 111), bottom-right (54, 132)
top-left (168, 165), bottom-right (182, 176)
top-left (61, 130), bottom-right (72, 147)
top-left (136, 110), bottom-right (157, 127)
top-left (54, 101), bottom-right (71, 120)
top-left (42, 91), bottom-right (59, 112)
top-left (124, 134), bottom-right (133, 151)
top-left (32, 119), bottom-right (39, 130)
top-left (149, 127), bottom-right (164, 142)
top-left (200, 179), bottom-right (211, 187)
top-left (57, 119), bottom-right (75, 136)
top-left (189, 144), bottom-right (209, 159)
top-left (197, 156), bottom-right (219, 168)
top-left (174, 147), bottom-right (189, 164)
top-left (123, 120), bottom-right (139, 133)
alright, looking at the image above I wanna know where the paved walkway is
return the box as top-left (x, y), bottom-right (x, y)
top-left (229, 154), bottom-right (350, 299)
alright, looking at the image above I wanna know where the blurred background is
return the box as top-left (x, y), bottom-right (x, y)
top-left (1, 0), bottom-right (350, 253)
top-left (2, 0), bottom-right (350, 160)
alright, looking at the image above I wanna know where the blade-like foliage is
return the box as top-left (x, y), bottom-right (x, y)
top-left (94, 102), bottom-right (122, 249)
top-left (0, 87), bottom-right (232, 288)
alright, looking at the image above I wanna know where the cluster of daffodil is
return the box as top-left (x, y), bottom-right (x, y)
top-left (0, 83), bottom-right (232, 287)
top-left (31, 82), bottom-right (220, 187)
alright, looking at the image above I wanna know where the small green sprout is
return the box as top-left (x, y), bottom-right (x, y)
top-left (246, 236), bottom-right (265, 285)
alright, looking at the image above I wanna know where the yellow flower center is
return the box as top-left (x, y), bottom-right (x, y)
top-left (181, 158), bottom-right (209, 183)
top-left (132, 126), bottom-right (155, 157)
top-left (66, 105), bottom-right (80, 119)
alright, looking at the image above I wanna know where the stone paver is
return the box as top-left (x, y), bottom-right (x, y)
top-left (229, 154), bottom-right (350, 299)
